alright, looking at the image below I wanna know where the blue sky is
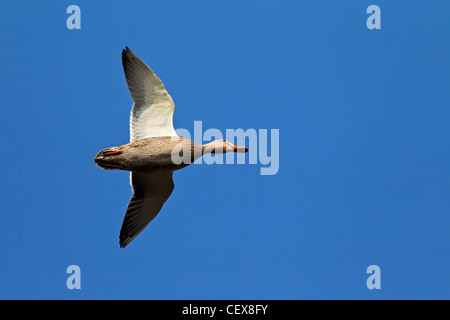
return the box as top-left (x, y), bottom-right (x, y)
top-left (0, 1), bottom-right (449, 299)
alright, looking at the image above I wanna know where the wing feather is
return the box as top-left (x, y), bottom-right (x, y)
top-left (119, 171), bottom-right (174, 248)
top-left (122, 47), bottom-right (177, 141)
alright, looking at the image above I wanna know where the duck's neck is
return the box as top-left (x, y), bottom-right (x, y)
top-left (187, 140), bottom-right (223, 162)
top-left (189, 142), bottom-right (207, 160)
top-left (200, 141), bottom-right (223, 156)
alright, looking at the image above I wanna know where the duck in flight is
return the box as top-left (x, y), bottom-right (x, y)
top-left (94, 47), bottom-right (248, 248)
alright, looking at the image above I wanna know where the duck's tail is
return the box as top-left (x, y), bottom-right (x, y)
top-left (94, 147), bottom-right (124, 170)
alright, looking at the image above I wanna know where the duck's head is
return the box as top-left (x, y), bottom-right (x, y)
top-left (203, 139), bottom-right (248, 154)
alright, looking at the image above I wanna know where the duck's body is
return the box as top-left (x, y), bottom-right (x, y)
top-left (94, 136), bottom-right (202, 173)
top-left (95, 47), bottom-right (247, 248)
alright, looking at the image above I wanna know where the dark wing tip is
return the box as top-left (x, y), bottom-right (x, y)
top-left (122, 47), bottom-right (130, 62)
top-left (119, 225), bottom-right (133, 248)
top-left (119, 240), bottom-right (129, 249)
top-left (122, 46), bottom-right (134, 61)
top-left (119, 235), bottom-right (131, 248)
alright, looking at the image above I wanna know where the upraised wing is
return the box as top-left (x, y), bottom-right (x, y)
top-left (122, 47), bottom-right (177, 141)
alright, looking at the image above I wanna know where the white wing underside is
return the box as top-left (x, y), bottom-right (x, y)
top-left (122, 47), bottom-right (177, 141)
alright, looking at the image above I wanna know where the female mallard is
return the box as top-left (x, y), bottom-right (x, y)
top-left (94, 47), bottom-right (247, 248)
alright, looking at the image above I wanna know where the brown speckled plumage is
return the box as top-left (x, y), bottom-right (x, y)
top-left (94, 136), bottom-right (205, 173)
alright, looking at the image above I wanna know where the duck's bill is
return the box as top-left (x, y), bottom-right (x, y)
top-left (233, 146), bottom-right (249, 153)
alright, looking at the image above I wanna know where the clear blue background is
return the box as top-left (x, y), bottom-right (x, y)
top-left (0, 0), bottom-right (448, 299)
